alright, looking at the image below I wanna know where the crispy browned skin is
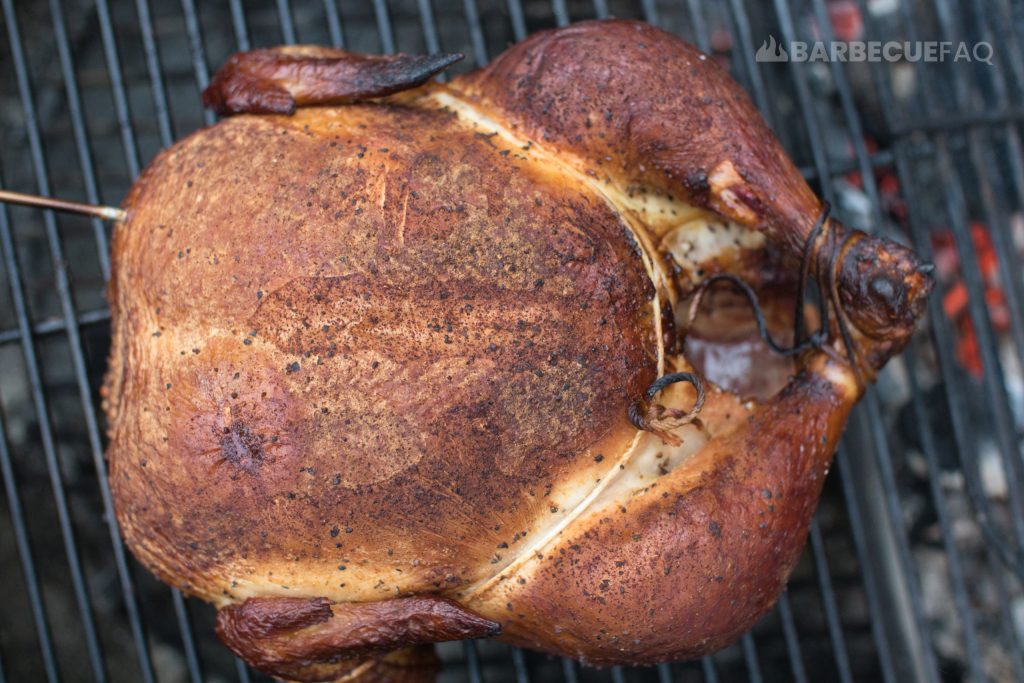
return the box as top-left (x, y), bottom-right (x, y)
top-left (216, 596), bottom-right (497, 681)
top-left (456, 20), bottom-right (930, 352)
top-left (469, 355), bottom-right (854, 664)
top-left (108, 104), bottom-right (651, 595)
top-left (203, 46), bottom-right (463, 115)
top-left (107, 19), bottom-right (931, 681)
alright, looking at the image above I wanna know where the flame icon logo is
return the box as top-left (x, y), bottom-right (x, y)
top-left (756, 35), bottom-right (788, 62)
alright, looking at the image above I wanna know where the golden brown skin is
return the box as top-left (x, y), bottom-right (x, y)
top-left (469, 355), bottom-right (854, 664)
top-left (105, 19), bottom-right (931, 681)
top-left (203, 46), bottom-right (463, 115)
top-left (216, 596), bottom-right (496, 681)
top-left (454, 20), bottom-right (930, 346)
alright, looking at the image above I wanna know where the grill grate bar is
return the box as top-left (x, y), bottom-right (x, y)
top-left (0, 308), bottom-right (110, 345)
top-left (956, 135), bottom-right (1024, 524)
top-left (0, 382), bottom-right (60, 682)
top-left (933, 0), bottom-right (1024, 556)
top-left (937, 133), bottom-right (1024, 555)
top-left (94, 0), bottom-right (141, 178)
top-left (640, 0), bottom-right (658, 28)
top-left (417, 0), bottom-right (447, 87)
top-left (0, 180), bottom-right (107, 680)
top-left (1, 1), bottom-right (121, 677)
top-left (740, 633), bottom-right (762, 683)
top-left (180, 0), bottom-right (216, 127)
top-left (610, 666), bottom-right (626, 683)
top-left (989, 545), bottom-right (1024, 681)
top-left (723, 0), bottom-right (773, 129)
top-left (276, 0), bottom-right (298, 44)
top-left (832, 0), bottom-right (1016, 675)
top-left (862, 394), bottom-right (943, 683)
top-left (235, 658), bottom-right (252, 683)
top-left (834, 447), bottom-right (897, 683)
top-left (552, 0), bottom-right (568, 27)
top-left (417, 0), bottom-right (442, 52)
top-left (510, 646), bottom-right (529, 682)
top-left (807, 520), bottom-right (854, 683)
top-left (901, 0), bottom-right (1024, 581)
top-left (463, 640), bottom-right (483, 682)
top-left (931, 0), bottom-right (971, 108)
top-left (135, 0), bottom-right (176, 147)
top-left (901, 167), bottom-right (1024, 604)
top-left (964, 144), bottom-right (1024, 490)
top-left (44, 0), bottom-right (177, 675)
top-left (462, 0), bottom-right (487, 66)
top-left (999, 0), bottom-right (1024, 82)
top-left (638, 2), bottom-right (656, 28)
top-left (374, 0), bottom-right (397, 54)
top-left (796, 14), bottom-right (946, 667)
top-left (969, 129), bottom-right (1024, 384)
top-left (892, 141), bottom-right (1023, 677)
top-left (700, 655), bottom-right (719, 683)
top-left (855, 0), bottom-right (1023, 674)
top-left (171, 589), bottom-right (204, 683)
top-left (323, 0), bottom-right (345, 48)
top-left (775, 593), bottom-right (807, 683)
top-left (888, 107), bottom-right (1024, 136)
top-left (507, 0), bottom-right (527, 41)
top-left (46, 0), bottom-right (111, 280)
top-left (1003, 0), bottom-right (1024, 82)
top-left (229, 0), bottom-right (251, 51)
top-left (808, 0), bottom-right (881, 227)
top-left (560, 657), bottom-right (577, 683)
top-left (953, 0), bottom-right (1024, 560)
top-left (683, 1), bottom-right (711, 53)
top-left (772, 0), bottom-right (946, 679)
top-left (905, 344), bottom-right (986, 679)
top-left (770, 0), bottom-right (829, 200)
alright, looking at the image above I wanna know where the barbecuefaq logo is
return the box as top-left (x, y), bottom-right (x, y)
top-left (756, 35), bottom-right (789, 62)
top-left (756, 34), bottom-right (993, 64)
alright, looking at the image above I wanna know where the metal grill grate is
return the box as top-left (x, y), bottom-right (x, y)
top-left (0, 0), bottom-right (1023, 681)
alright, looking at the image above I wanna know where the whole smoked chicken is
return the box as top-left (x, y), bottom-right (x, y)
top-left (104, 19), bottom-right (932, 682)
